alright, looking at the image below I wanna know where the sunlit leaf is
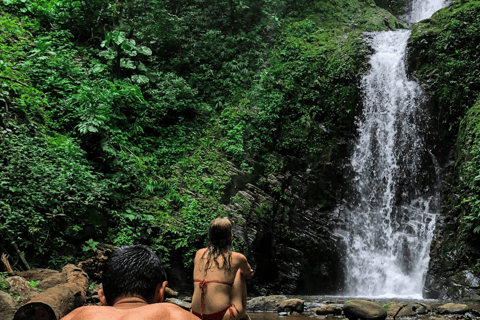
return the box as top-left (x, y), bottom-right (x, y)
top-left (131, 74), bottom-right (149, 84)
top-left (120, 58), bottom-right (136, 69)
top-left (111, 30), bottom-right (126, 45)
top-left (136, 45), bottom-right (152, 56)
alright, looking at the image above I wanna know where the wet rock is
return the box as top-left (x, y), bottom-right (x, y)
top-left (247, 295), bottom-right (287, 312)
top-left (0, 290), bottom-right (15, 312)
top-left (36, 273), bottom-right (67, 291)
top-left (385, 302), bottom-right (415, 317)
top-left (412, 303), bottom-right (428, 314)
top-left (278, 299), bottom-right (304, 313)
top-left (438, 303), bottom-right (469, 314)
top-left (315, 305), bottom-right (342, 315)
top-left (164, 298), bottom-right (191, 311)
top-left (343, 300), bottom-right (387, 320)
top-left (461, 271), bottom-right (480, 288)
top-left (5, 276), bottom-right (37, 300)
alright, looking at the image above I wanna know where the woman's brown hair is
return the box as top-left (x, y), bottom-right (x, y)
top-left (202, 217), bottom-right (233, 274)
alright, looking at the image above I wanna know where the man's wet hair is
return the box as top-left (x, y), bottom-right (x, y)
top-left (102, 244), bottom-right (167, 305)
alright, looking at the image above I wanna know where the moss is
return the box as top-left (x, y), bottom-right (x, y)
top-left (0, 278), bottom-right (10, 293)
top-left (374, 0), bottom-right (408, 16)
top-left (456, 95), bottom-right (480, 178)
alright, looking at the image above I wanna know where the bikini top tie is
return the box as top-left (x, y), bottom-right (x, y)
top-left (193, 279), bottom-right (234, 319)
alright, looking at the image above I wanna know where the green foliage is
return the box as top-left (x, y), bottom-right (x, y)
top-left (408, 0), bottom-right (480, 273)
top-left (0, 124), bottom-right (112, 265)
top-left (2, 0), bottom-right (119, 42)
top-left (28, 280), bottom-right (40, 288)
top-left (0, 272), bottom-right (9, 293)
top-left (457, 96), bottom-right (480, 233)
top-left (82, 239), bottom-right (100, 253)
top-left (0, 0), bottom-right (406, 272)
top-left (409, 0), bottom-right (480, 134)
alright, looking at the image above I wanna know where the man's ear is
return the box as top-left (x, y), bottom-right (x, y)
top-left (154, 281), bottom-right (168, 303)
top-left (98, 288), bottom-right (109, 306)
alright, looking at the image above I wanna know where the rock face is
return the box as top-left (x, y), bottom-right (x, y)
top-left (343, 300), bottom-right (387, 320)
top-left (225, 157), bottom-right (344, 295)
top-left (438, 303), bottom-right (469, 315)
top-left (246, 295), bottom-right (287, 313)
top-left (316, 305), bottom-right (343, 315)
top-left (277, 298), bottom-right (304, 313)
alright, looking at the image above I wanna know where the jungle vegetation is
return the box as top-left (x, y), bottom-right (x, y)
top-left (0, 0), bottom-right (479, 282)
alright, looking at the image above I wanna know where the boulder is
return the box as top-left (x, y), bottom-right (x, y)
top-left (277, 298), bottom-right (304, 313)
top-left (247, 295), bottom-right (287, 312)
top-left (36, 273), bottom-right (67, 291)
top-left (0, 290), bottom-right (15, 312)
top-left (164, 298), bottom-right (191, 311)
top-left (343, 300), bottom-right (387, 320)
top-left (438, 303), bottom-right (469, 314)
top-left (316, 305), bottom-right (342, 315)
top-left (5, 276), bottom-right (37, 300)
top-left (461, 270), bottom-right (480, 288)
top-left (385, 302), bottom-right (415, 317)
top-left (412, 303), bottom-right (428, 314)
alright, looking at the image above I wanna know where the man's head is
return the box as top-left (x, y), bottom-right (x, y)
top-left (99, 245), bottom-right (167, 306)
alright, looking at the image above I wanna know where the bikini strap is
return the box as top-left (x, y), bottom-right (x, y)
top-left (193, 279), bottom-right (233, 286)
top-left (193, 279), bottom-right (235, 320)
top-left (228, 303), bottom-right (240, 320)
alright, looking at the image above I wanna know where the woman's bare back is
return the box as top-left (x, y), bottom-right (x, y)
top-left (191, 248), bottom-right (253, 318)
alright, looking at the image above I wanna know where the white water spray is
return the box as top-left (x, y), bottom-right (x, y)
top-left (334, 0), bottom-right (449, 298)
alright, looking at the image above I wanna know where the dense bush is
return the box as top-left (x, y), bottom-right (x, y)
top-left (0, 0), bottom-right (406, 272)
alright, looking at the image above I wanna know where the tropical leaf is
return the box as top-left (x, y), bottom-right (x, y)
top-left (111, 30), bottom-right (126, 45)
top-left (131, 74), bottom-right (149, 84)
top-left (136, 45), bottom-right (152, 56)
top-left (120, 58), bottom-right (136, 69)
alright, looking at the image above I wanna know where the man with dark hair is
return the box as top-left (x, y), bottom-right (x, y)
top-left (61, 245), bottom-right (201, 320)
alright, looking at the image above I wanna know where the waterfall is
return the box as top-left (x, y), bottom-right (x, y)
top-left (334, 0), bottom-right (449, 298)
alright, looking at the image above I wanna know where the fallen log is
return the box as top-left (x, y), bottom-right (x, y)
top-left (6, 269), bottom-right (59, 281)
top-left (13, 264), bottom-right (89, 320)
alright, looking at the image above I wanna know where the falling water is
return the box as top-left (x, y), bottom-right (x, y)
top-left (334, 0), bottom-right (449, 298)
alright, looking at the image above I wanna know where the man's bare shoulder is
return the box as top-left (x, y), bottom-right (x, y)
top-left (61, 303), bottom-right (199, 320)
top-left (60, 305), bottom-right (113, 320)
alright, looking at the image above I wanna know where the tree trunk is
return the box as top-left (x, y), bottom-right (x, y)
top-left (13, 264), bottom-right (89, 320)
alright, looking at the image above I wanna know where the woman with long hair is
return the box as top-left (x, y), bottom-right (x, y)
top-left (191, 217), bottom-right (253, 320)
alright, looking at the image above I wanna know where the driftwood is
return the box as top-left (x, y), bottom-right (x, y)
top-left (1, 253), bottom-right (13, 273)
top-left (13, 264), bottom-right (89, 320)
top-left (6, 269), bottom-right (59, 281)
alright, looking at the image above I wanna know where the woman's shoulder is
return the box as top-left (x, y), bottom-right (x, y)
top-left (196, 248), bottom-right (208, 256)
top-left (230, 251), bottom-right (248, 261)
